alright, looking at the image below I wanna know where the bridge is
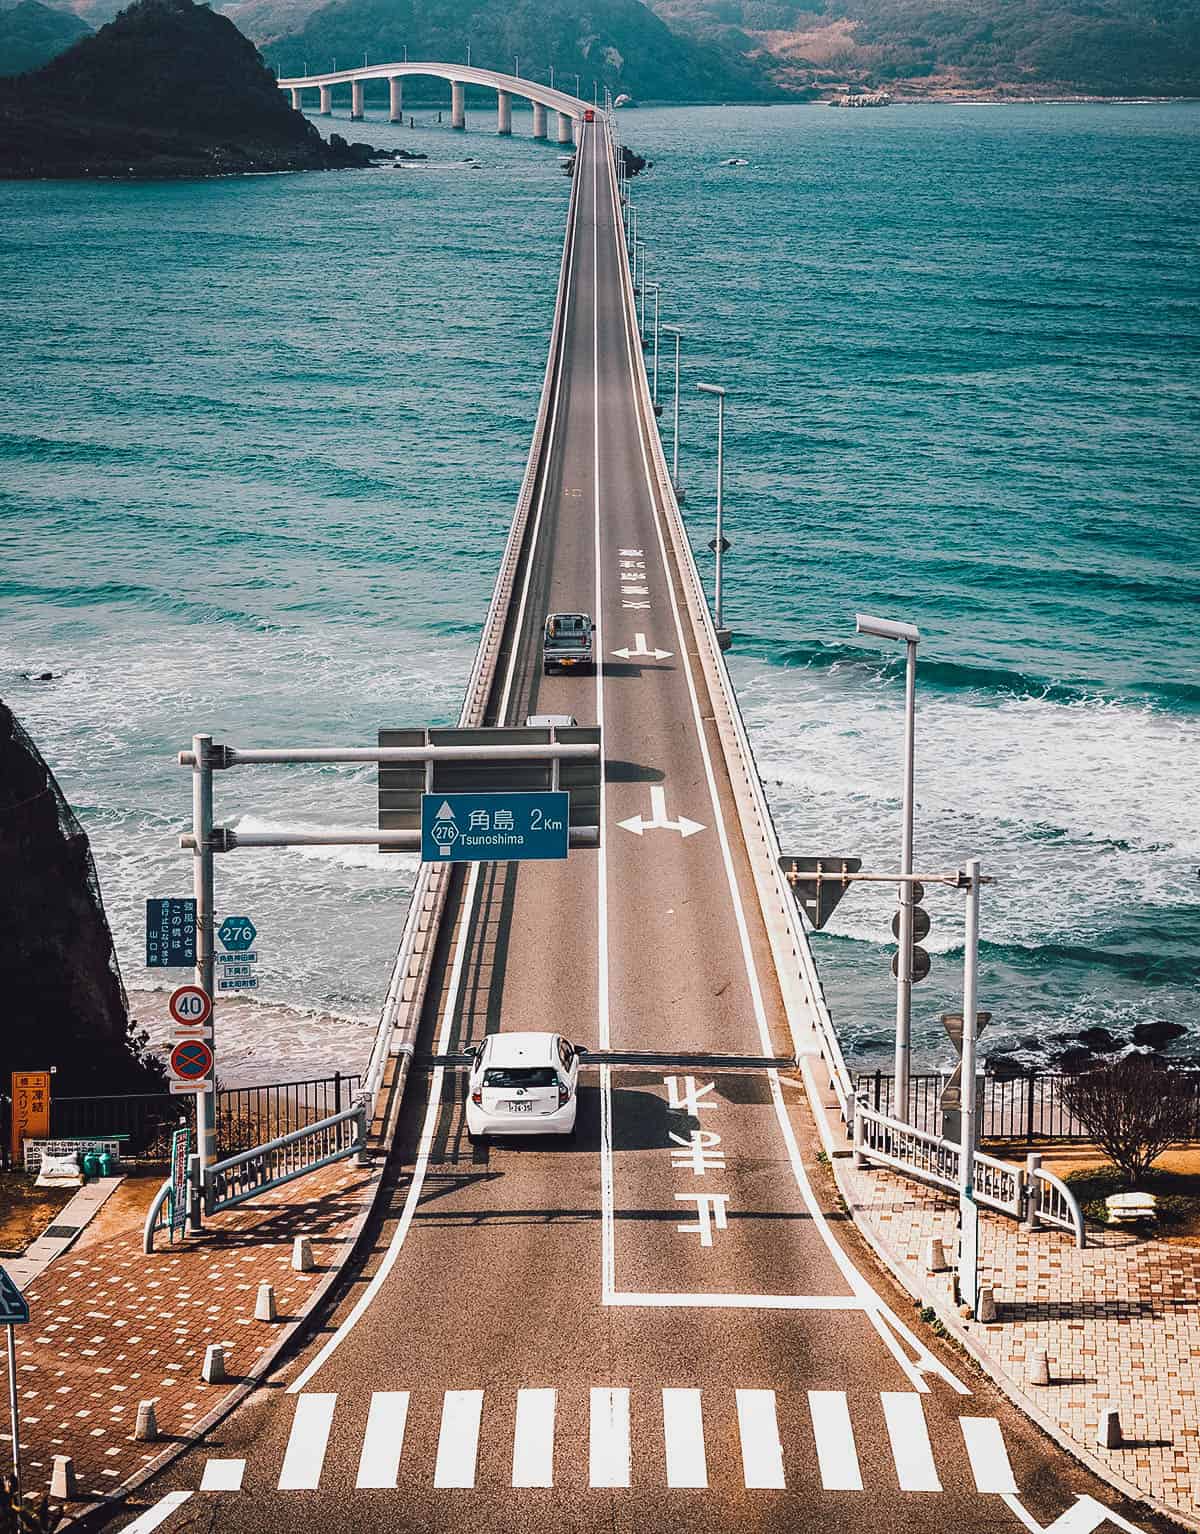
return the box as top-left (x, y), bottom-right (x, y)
top-left (105, 118), bottom-right (1140, 1534)
top-left (276, 62), bottom-right (593, 142)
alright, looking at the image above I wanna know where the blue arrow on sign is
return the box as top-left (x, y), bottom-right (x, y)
top-left (218, 917), bottom-right (257, 952)
top-left (0, 1266), bottom-right (29, 1326)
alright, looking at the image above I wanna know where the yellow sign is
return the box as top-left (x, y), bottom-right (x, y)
top-left (11, 1072), bottom-right (51, 1163)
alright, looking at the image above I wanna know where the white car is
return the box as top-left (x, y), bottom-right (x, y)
top-left (466, 1031), bottom-right (580, 1140)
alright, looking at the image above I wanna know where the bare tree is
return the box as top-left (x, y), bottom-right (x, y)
top-left (1061, 1056), bottom-right (1196, 1184)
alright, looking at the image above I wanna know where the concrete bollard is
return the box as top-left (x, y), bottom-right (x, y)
top-left (1098, 1407), bottom-right (1123, 1449)
top-left (134, 1399), bottom-right (159, 1441)
top-left (976, 1285), bottom-right (997, 1323)
top-left (923, 1236), bottom-right (949, 1273)
top-left (202, 1343), bottom-right (226, 1383)
top-left (1030, 1349), bottom-right (1051, 1386)
top-left (50, 1455), bottom-right (78, 1500)
top-left (292, 1235), bottom-right (315, 1272)
top-left (255, 1281), bottom-right (278, 1322)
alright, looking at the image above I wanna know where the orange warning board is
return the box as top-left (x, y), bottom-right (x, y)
top-left (11, 1071), bottom-right (51, 1162)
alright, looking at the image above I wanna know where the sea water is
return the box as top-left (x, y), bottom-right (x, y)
top-left (1, 103), bottom-right (1197, 1075)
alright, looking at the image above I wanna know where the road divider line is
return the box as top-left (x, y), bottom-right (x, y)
top-left (960, 1415), bottom-right (1018, 1494)
top-left (604, 1291), bottom-right (865, 1309)
top-left (120, 1491), bottom-right (192, 1530)
top-left (356, 1390), bottom-right (410, 1489)
top-left (278, 1392), bottom-right (337, 1490)
top-left (735, 1389), bottom-right (786, 1489)
top-left (662, 1388), bottom-right (708, 1488)
top-left (511, 1387), bottom-right (556, 1488)
top-left (808, 1390), bottom-right (863, 1491)
top-left (881, 1391), bottom-right (942, 1491)
top-left (198, 1458), bottom-right (245, 1492)
top-left (434, 1389), bottom-right (484, 1489)
top-left (589, 1386), bottom-right (631, 1487)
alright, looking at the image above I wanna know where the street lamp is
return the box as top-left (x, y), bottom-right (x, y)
top-left (854, 610), bottom-right (921, 1123)
top-left (574, 72), bottom-right (581, 98)
top-left (661, 325), bottom-right (683, 495)
top-left (647, 283), bottom-right (661, 405)
top-left (466, 41), bottom-right (471, 66)
top-left (550, 64), bottom-right (555, 89)
top-left (637, 245), bottom-right (648, 340)
top-left (697, 383), bottom-right (731, 649)
top-left (514, 54), bottom-right (520, 77)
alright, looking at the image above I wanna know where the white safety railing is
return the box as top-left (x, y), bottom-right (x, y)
top-left (206, 1104), bottom-right (367, 1214)
top-left (600, 120), bottom-right (855, 1124)
top-left (1030, 1161), bottom-right (1087, 1248)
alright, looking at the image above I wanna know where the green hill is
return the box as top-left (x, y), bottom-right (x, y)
top-left (0, 0), bottom-right (89, 75)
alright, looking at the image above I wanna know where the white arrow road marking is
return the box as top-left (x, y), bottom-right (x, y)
top-left (611, 632), bottom-right (673, 660)
top-left (1002, 1493), bottom-right (1148, 1533)
top-left (618, 785), bottom-right (705, 838)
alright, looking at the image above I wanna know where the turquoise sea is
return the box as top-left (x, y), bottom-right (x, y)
top-left (1, 102), bottom-right (1197, 1073)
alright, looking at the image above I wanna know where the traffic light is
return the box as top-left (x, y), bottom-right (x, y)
top-left (890, 880), bottom-right (931, 983)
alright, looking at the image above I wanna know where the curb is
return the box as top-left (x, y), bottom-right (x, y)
top-left (62, 1062), bottom-right (411, 1530)
top-left (824, 1139), bottom-right (1198, 1534)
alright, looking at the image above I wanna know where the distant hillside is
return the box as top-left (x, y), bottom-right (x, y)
top-left (650, 0), bottom-right (1200, 97)
top-left (0, 0), bottom-right (394, 176)
top-left (262, 0), bottom-right (779, 104)
top-left (0, 0), bottom-right (89, 75)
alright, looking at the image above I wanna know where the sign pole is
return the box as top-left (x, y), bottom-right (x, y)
top-left (957, 858), bottom-right (982, 1315)
top-left (191, 734), bottom-right (216, 1182)
top-left (6, 1322), bottom-right (19, 1498)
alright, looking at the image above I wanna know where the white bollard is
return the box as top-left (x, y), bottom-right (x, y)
top-left (976, 1285), bottom-right (997, 1323)
top-left (292, 1235), bottom-right (315, 1272)
top-left (134, 1399), bottom-right (159, 1441)
top-left (923, 1236), bottom-right (949, 1273)
top-left (50, 1455), bottom-right (78, 1500)
top-left (255, 1281), bottom-right (278, 1322)
top-left (1098, 1407), bottom-right (1123, 1449)
top-left (202, 1343), bottom-right (226, 1383)
top-left (1030, 1349), bottom-right (1051, 1386)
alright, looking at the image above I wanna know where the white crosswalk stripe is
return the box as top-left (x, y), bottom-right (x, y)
top-left (263, 1385), bottom-right (1021, 1497)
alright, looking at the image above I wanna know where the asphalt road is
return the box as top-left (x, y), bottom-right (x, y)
top-left (101, 122), bottom-right (1170, 1534)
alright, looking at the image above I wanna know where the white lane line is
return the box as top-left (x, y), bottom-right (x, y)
top-left (606, 1291), bottom-right (865, 1309)
top-left (960, 1415), bottom-right (1018, 1494)
top-left (433, 1389), bottom-right (484, 1489)
top-left (120, 1491), bottom-right (192, 1531)
top-left (356, 1390), bottom-right (410, 1489)
top-left (599, 137), bottom-right (969, 1400)
top-left (1001, 1492), bottom-right (1148, 1534)
top-left (278, 1392), bottom-right (337, 1490)
top-left (881, 1391), bottom-right (942, 1491)
top-left (808, 1390), bottom-right (863, 1491)
top-left (736, 1389), bottom-right (786, 1489)
top-left (589, 1386), bottom-right (631, 1487)
top-left (512, 1387), bottom-right (556, 1488)
top-left (662, 1387), bottom-right (708, 1488)
top-left (287, 73), bottom-right (586, 1396)
top-left (198, 1458), bottom-right (245, 1492)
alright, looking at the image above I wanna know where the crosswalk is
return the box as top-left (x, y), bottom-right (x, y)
top-left (197, 1386), bottom-right (1020, 1497)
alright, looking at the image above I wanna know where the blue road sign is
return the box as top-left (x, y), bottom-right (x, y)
top-left (146, 898), bottom-right (196, 968)
top-left (420, 792), bottom-right (569, 864)
top-left (0, 1266), bottom-right (29, 1326)
top-left (218, 917), bottom-right (257, 952)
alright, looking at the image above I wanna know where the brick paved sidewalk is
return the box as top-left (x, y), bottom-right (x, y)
top-left (845, 1157), bottom-right (1200, 1526)
top-left (2, 1159), bottom-right (374, 1503)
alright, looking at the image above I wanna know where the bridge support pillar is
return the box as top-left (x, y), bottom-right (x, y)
top-left (351, 78), bottom-right (364, 120)
top-left (556, 110), bottom-right (572, 145)
top-left (389, 76), bottom-right (403, 122)
top-left (289, 87), bottom-right (302, 111)
top-left (319, 84), bottom-right (332, 116)
top-left (451, 80), bottom-right (466, 129)
top-left (497, 90), bottom-right (512, 135)
top-left (532, 101), bottom-right (547, 139)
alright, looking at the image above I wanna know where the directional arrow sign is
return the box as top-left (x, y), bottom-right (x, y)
top-left (618, 785), bottom-right (705, 838)
top-left (611, 633), bottom-right (673, 661)
top-left (708, 535), bottom-right (731, 554)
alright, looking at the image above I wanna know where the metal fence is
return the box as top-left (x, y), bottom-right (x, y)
top-left (47, 1072), bottom-right (361, 1162)
top-left (854, 1068), bottom-right (1200, 1142)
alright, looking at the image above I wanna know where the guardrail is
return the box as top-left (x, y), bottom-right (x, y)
top-left (600, 120), bottom-right (854, 1124)
top-left (854, 1101), bottom-right (1085, 1245)
top-left (205, 1104), bottom-right (367, 1214)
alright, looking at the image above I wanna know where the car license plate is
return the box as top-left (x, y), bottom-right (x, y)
top-left (508, 1100), bottom-right (533, 1113)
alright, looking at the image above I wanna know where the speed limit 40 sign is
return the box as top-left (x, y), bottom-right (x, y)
top-left (169, 985), bottom-right (212, 1028)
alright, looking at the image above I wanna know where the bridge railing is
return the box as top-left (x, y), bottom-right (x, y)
top-left (600, 121), bottom-right (856, 1128)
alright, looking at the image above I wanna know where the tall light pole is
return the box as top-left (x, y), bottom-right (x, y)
top-left (629, 204), bottom-right (638, 256)
top-left (637, 244), bottom-right (648, 339)
top-left (514, 53), bottom-right (520, 77)
top-left (957, 857), bottom-right (982, 1315)
top-left (697, 383), bottom-right (730, 649)
top-left (854, 611), bottom-right (920, 1122)
top-left (647, 283), bottom-right (661, 403)
top-left (550, 64), bottom-right (555, 89)
top-left (466, 41), bottom-right (471, 66)
top-left (574, 71), bottom-right (581, 98)
top-left (661, 324), bottom-right (682, 495)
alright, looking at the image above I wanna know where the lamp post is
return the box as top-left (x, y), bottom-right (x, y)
top-left (957, 857), bottom-right (982, 1314)
top-left (854, 611), bottom-right (921, 1122)
top-left (514, 53), bottom-right (520, 77)
top-left (661, 324), bottom-right (682, 496)
top-left (574, 72), bottom-right (581, 99)
top-left (466, 42), bottom-right (471, 66)
top-left (647, 283), bottom-right (661, 403)
top-left (697, 383), bottom-right (731, 649)
top-left (637, 245), bottom-right (648, 340)
top-left (550, 64), bottom-right (555, 89)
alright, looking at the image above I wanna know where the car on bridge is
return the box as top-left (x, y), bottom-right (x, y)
top-left (466, 1031), bottom-right (580, 1140)
top-left (542, 612), bottom-right (594, 674)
